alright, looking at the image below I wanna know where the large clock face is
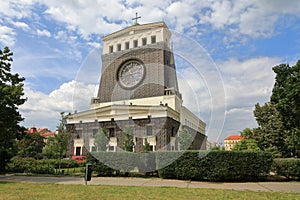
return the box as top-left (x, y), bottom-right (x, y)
top-left (118, 60), bottom-right (145, 88)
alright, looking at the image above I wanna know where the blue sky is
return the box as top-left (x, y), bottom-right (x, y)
top-left (1, 0), bottom-right (300, 142)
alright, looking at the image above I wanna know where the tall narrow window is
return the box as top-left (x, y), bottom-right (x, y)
top-left (171, 127), bottom-right (176, 137)
top-left (133, 40), bottom-right (138, 47)
top-left (109, 128), bottom-right (115, 137)
top-left (150, 145), bottom-right (154, 151)
top-left (92, 129), bottom-right (98, 137)
top-left (76, 129), bottom-right (82, 138)
top-left (75, 147), bottom-right (81, 156)
top-left (91, 146), bottom-right (97, 152)
top-left (146, 125), bottom-right (152, 136)
top-left (109, 45), bottom-right (113, 53)
top-left (142, 38), bottom-right (147, 46)
top-left (125, 42), bottom-right (129, 49)
top-left (151, 35), bottom-right (156, 43)
top-left (117, 44), bottom-right (121, 51)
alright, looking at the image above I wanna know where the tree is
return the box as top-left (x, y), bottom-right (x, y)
top-left (252, 61), bottom-right (300, 157)
top-left (142, 138), bottom-right (151, 152)
top-left (253, 102), bottom-right (286, 157)
top-left (240, 128), bottom-right (254, 138)
top-left (94, 128), bottom-right (109, 151)
top-left (285, 128), bottom-right (300, 157)
top-left (122, 125), bottom-right (134, 152)
top-left (0, 47), bottom-right (26, 172)
top-left (233, 128), bottom-right (260, 151)
top-left (43, 112), bottom-right (70, 172)
top-left (270, 61), bottom-right (300, 156)
top-left (18, 131), bottom-right (45, 158)
top-left (271, 62), bottom-right (300, 130)
top-left (233, 138), bottom-right (260, 151)
top-left (178, 128), bottom-right (193, 150)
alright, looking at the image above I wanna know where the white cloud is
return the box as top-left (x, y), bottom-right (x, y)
top-left (177, 55), bottom-right (282, 141)
top-left (166, 1), bottom-right (197, 32)
top-left (20, 80), bottom-right (97, 130)
top-left (210, 56), bottom-right (282, 140)
top-left (87, 42), bottom-right (102, 49)
top-left (54, 30), bottom-right (67, 40)
top-left (1, 0), bottom-right (299, 49)
top-left (0, 25), bottom-right (16, 46)
top-left (11, 21), bottom-right (30, 30)
top-left (0, 0), bottom-right (34, 19)
top-left (37, 29), bottom-right (51, 37)
top-left (219, 56), bottom-right (281, 108)
top-left (41, 0), bottom-right (130, 38)
top-left (200, 0), bottom-right (300, 38)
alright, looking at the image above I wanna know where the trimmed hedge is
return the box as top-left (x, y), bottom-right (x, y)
top-left (90, 152), bottom-right (137, 172)
top-left (272, 158), bottom-right (300, 180)
top-left (8, 151), bottom-right (274, 182)
top-left (86, 153), bottom-right (114, 176)
top-left (88, 151), bottom-right (273, 181)
top-left (7, 156), bottom-right (79, 174)
top-left (156, 151), bottom-right (205, 180)
top-left (157, 151), bottom-right (273, 182)
top-left (88, 152), bottom-right (157, 175)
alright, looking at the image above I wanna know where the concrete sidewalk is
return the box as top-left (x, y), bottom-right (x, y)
top-left (1, 175), bottom-right (300, 193)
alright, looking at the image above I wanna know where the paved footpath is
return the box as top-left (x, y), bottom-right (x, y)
top-left (1, 175), bottom-right (300, 193)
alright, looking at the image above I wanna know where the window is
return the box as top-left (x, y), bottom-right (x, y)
top-left (91, 146), bottom-right (97, 152)
top-left (109, 128), bottom-right (115, 137)
top-left (151, 35), bottom-right (156, 43)
top-left (133, 40), bottom-right (138, 47)
top-left (146, 126), bottom-right (153, 136)
top-left (117, 44), bottom-right (121, 51)
top-left (109, 45), bottom-right (113, 53)
top-left (108, 146), bottom-right (115, 151)
top-left (76, 129), bottom-right (82, 138)
top-left (150, 145), bottom-right (154, 151)
top-left (171, 127), bottom-right (176, 137)
top-left (75, 147), bottom-right (81, 156)
top-left (125, 42), bottom-right (129, 49)
top-left (142, 38), bottom-right (147, 46)
top-left (92, 129), bottom-right (98, 137)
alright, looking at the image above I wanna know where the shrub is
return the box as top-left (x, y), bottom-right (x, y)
top-left (136, 152), bottom-right (156, 173)
top-left (157, 151), bottom-right (207, 180)
top-left (7, 157), bottom-right (81, 174)
top-left (7, 156), bottom-right (55, 174)
top-left (204, 151), bottom-right (273, 181)
top-left (272, 158), bottom-right (300, 180)
top-left (91, 152), bottom-right (137, 172)
top-left (157, 151), bottom-right (273, 182)
top-left (86, 152), bottom-right (114, 176)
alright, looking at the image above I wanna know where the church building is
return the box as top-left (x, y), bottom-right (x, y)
top-left (67, 20), bottom-right (206, 156)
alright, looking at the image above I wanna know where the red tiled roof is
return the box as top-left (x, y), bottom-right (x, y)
top-left (224, 135), bottom-right (243, 141)
top-left (28, 127), bottom-right (37, 133)
top-left (42, 132), bottom-right (55, 137)
top-left (26, 127), bottom-right (55, 138)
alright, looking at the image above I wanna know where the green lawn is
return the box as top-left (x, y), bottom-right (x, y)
top-left (0, 181), bottom-right (299, 200)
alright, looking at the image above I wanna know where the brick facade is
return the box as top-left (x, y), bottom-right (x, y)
top-left (97, 42), bottom-right (178, 103)
top-left (67, 116), bottom-right (181, 153)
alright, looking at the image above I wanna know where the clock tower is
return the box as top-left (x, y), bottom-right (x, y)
top-left (67, 21), bottom-right (206, 155)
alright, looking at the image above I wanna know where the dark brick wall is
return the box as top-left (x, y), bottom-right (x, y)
top-left (182, 125), bottom-right (207, 150)
top-left (97, 42), bottom-right (179, 103)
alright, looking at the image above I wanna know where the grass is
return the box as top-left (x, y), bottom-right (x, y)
top-left (0, 181), bottom-right (299, 200)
